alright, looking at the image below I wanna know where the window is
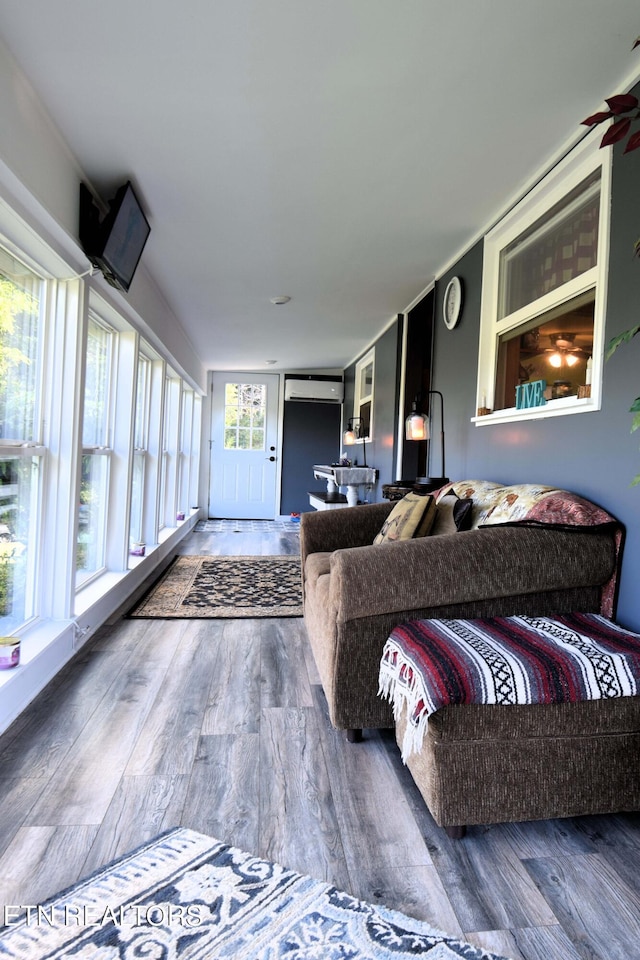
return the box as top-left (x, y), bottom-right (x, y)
top-left (129, 353), bottom-right (150, 553)
top-left (0, 247), bottom-right (45, 631)
top-left (77, 315), bottom-right (113, 585)
top-left (177, 387), bottom-right (193, 519)
top-left (159, 374), bottom-right (181, 529)
top-left (476, 137), bottom-right (611, 424)
top-left (353, 348), bottom-right (375, 439)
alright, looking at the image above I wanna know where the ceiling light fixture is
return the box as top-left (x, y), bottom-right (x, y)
top-left (270, 296), bottom-right (291, 305)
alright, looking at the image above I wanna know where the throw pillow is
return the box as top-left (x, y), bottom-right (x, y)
top-left (373, 493), bottom-right (437, 544)
top-left (431, 492), bottom-right (474, 535)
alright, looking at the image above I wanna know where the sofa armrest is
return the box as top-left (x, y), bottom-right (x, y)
top-left (300, 502), bottom-right (394, 563)
top-left (329, 526), bottom-right (616, 622)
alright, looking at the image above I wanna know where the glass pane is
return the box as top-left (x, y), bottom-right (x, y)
top-left (360, 361), bottom-right (373, 398)
top-left (225, 382), bottom-right (238, 405)
top-left (0, 248), bottom-right (42, 442)
top-left (0, 456), bottom-right (38, 631)
top-left (223, 383), bottom-right (267, 452)
top-left (134, 356), bottom-right (149, 449)
top-left (129, 451), bottom-right (145, 548)
top-left (494, 290), bottom-right (595, 410)
top-left (77, 453), bottom-right (109, 583)
top-left (238, 405), bottom-right (253, 428)
top-left (83, 318), bottom-right (112, 447)
top-left (499, 171), bottom-right (600, 319)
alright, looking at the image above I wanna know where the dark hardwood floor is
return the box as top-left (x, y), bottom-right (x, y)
top-left (0, 520), bottom-right (638, 959)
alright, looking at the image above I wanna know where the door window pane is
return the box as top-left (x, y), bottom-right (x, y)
top-left (223, 382), bottom-right (266, 450)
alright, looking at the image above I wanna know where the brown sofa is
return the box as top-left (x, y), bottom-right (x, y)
top-left (300, 481), bottom-right (622, 742)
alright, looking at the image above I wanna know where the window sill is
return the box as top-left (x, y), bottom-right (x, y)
top-left (472, 395), bottom-right (598, 426)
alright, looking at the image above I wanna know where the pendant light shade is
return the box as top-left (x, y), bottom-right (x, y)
top-left (405, 404), bottom-right (429, 441)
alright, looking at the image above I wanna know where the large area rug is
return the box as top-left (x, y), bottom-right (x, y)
top-left (0, 828), bottom-right (511, 959)
top-left (130, 555), bottom-right (303, 618)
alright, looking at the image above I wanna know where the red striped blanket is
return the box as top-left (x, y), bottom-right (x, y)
top-left (378, 613), bottom-right (640, 762)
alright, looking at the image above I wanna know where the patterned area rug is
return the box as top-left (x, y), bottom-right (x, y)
top-left (0, 828), bottom-right (511, 959)
top-left (129, 555), bottom-right (303, 618)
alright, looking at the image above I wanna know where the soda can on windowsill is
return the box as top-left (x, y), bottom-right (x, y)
top-left (0, 638), bottom-right (20, 670)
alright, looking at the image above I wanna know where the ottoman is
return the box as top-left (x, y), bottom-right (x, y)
top-left (381, 614), bottom-right (640, 837)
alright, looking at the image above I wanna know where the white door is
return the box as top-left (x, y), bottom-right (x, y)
top-left (208, 372), bottom-right (280, 519)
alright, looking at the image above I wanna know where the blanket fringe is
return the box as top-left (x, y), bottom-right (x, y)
top-left (378, 640), bottom-right (431, 763)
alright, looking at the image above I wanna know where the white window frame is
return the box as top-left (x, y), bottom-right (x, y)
top-left (353, 347), bottom-right (375, 441)
top-left (129, 352), bottom-right (151, 554)
top-left (474, 134), bottom-right (612, 426)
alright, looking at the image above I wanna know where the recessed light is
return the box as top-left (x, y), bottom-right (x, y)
top-left (265, 360), bottom-right (277, 365)
top-left (270, 296), bottom-right (291, 305)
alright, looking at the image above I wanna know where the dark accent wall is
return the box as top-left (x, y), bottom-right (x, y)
top-left (280, 401), bottom-right (342, 515)
top-left (400, 293), bottom-right (435, 481)
top-left (343, 318), bottom-right (402, 500)
top-left (430, 136), bottom-right (640, 630)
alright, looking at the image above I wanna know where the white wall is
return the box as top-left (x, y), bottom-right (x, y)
top-left (0, 35), bottom-right (206, 393)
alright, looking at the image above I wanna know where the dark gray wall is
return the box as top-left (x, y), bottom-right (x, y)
top-left (343, 319), bottom-right (402, 500)
top-left (430, 139), bottom-right (640, 631)
top-left (280, 400), bottom-right (342, 515)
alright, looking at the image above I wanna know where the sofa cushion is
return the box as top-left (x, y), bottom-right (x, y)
top-left (431, 493), bottom-right (474, 536)
top-left (304, 551), bottom-right (332, 589)
top-left (373, 493), bottom-right (436, 544)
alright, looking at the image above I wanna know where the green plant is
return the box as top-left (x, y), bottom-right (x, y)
top-left (581, 37), bottom-right (640, 485)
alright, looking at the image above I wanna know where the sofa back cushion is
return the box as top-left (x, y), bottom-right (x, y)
top-left (373, 493), bottom-right (437, 544)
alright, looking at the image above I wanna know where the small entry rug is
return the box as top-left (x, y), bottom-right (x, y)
top-left (0, 828), bottom-right (511, 959)
top-left (129, 555), bottom-right (303, 618)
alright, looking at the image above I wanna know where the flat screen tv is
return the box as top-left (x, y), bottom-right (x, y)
top-left (79, 181), bottom-right (151, 293)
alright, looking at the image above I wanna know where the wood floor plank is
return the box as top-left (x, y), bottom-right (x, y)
top-left (125, 624), bottom-right (218, 775)
top-left (523, 853), bottom-right (640, 960)
top-left (258, 705), bottom-right (350, 890)
top-left (0, 778), bottom-right (48, 860)
top-left (0, 825), bottom-right (98, 907)
top-left (201, 620), bottom-right (261, 735)
top-left (81, 774), bottom-right (190, 876)
top-left (506, 924), bottom-right (585, 960)
top-left (23, 620), bottom-right (191, 825)
top-left (181, 734), bottom-right (260, 853)
top-left (571, 811), bottom-right (640, 900)
top-left (259, 619), bottom-right (313, 709)
top-left (0, 645), bottom-right (133, 780)
top-left (487, 817), bottom-right (598, 860)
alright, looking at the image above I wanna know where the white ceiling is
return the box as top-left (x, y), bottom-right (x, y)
top-left (0, 1), bottom-right (639, 372)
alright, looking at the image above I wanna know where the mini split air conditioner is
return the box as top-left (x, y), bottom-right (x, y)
top-left (284, 379), bottom-right (344, 403)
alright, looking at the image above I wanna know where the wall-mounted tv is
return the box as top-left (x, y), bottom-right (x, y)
top-left (79, 181), bottom-right (151, 293)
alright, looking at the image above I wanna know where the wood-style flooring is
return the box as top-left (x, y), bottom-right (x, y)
top-left (0, 521), bottom-right (639, 959)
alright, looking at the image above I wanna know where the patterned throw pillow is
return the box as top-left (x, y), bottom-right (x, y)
top-left (373, 493), bottom-right (437, 544)
top-left (430, 492), bottom-right (474, 535)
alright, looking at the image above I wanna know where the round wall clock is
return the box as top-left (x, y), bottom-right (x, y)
top-left (443, 276), bottom-right (463, 330)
